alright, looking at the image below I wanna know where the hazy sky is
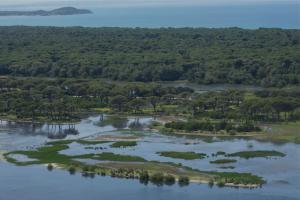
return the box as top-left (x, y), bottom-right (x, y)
top-left (0, 0), bottom-right (299, 7)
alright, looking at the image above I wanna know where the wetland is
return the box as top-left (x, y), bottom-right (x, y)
top-left (1, 114), bottom-right (300, 200)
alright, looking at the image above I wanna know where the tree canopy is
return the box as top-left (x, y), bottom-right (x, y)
top-left (0, 26), bottom-right (299, 87)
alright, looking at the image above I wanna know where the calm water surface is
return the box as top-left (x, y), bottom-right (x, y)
top-left (0, 4), bottom-right (299, 28)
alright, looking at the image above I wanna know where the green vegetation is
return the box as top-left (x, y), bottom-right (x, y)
top-left (0, 27), bottom-right (299, 144)
top-left (158, 151), bottom-right (207, 160)
top-left (214, 151), bottom-right (226, 156)
top-left (164, 174), bottom-right (176, 186)
top-left (47, 163), bottom-right (54, 171)
top-left (257, 122), bottom-right (300, 143)
top-left (4, 142), bottom-right (265, 187)
top-left (218, 166), bottom-right (235, 169)
top-left (47, 139), bottom-right (109, 145)
top-left (96, 116), bottom-right (128, 128)
top-left (4, 144), bottom-right (71, 166)
top-left (165, 120), bottom-right (261, 133)
top-left (217, 181), bottom-right (225, 187)
top-left (110, 141), bottom-right (137, 148)
top-left (210, 159), bottom-right (237, 164)
top-left (89, 152), bottom-right (146, 162)
top-left (0, 77), bottom-right (195, 122)
top-left (211, 172), bottom-right (266, 185)
top-left (178, 176), bottom-right (190, 186)
top-left (76, 140), bottom-right (110, 145)
top-left (0, 26), bottom-right (294, 189)
top-left (0, 27), bottom-right (299, 87)
top-left (150, 173), bottom-right (165, 186)
top-left (227, 150), bottom-right (286, 159)
top-left (68, 166), bottom-right (76, 175)
top-left (139, 171), bottom-right (150, 185)
top-left (1, 76), bottom-right (300, 144)
top-left (4, 143), bottom-right (146, 166)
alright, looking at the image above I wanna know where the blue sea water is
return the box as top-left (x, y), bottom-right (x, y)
top-left (0, 3), bottom-right (299, 28)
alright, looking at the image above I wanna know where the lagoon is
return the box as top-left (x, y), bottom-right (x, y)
top-left (0, 115), bottom-right (300, 200)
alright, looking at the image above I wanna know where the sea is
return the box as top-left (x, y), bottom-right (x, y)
top-left (0, 3), bottom-right (299, 28)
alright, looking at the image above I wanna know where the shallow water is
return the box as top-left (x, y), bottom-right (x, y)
top-left (0, 115), bottom-right (150, 150)
top-left (1, 115), bottom-right (300, 200)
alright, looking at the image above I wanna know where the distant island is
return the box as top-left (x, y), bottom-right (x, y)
top-left (0, 7), bottom-right (92, 16)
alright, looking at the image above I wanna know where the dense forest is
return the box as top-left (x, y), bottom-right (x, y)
top-left (0, 26), bottom-right (299, 87)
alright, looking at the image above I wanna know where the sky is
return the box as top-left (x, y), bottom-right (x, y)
top-left (0, 0), bottom-right (299, 7)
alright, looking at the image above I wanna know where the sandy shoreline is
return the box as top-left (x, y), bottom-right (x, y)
top-left (0, 150), bottom-right (7, 161)
top-left (45, 162), bottom-right (260, 189)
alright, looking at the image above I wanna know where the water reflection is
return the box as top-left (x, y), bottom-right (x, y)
top-left (128, 118), bottom-right (143, 130)
top-left (0, 121), bottom-right (79, 139)
top-left (0, 115), bottom-right (153, 150)
top-left (47, 124), bottom-right (79, 139)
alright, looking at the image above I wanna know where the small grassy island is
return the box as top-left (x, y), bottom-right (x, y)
top-left (3, 140), bottom-right (265, 188)
top-left (227, 150), bottom-right (286, 159)
top-left (110, 141), bottom-right (137, 148)
top-left (158, 151), bottom-right (207, 160)
top-left (210, 159), bottom-right (237, 164)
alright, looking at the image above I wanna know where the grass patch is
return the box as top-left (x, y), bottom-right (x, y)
top-left (110, 141), bottom-right (137, 148)
top-left (96, 116), bottom-right (128, 128)
top-left (219, 166), bottom-right (235, 169)
top-left (46, 139), bottom-right (110, 145)
top-left (258, 121), bottom-right (300, 144)
top-left (76, 140), bottom-right (110, 145)
top-left (97, 152), bottom-right (145, 162)
top-left (211, 172), bottom-right (266, 185)
top-left (158, 151), bottom-right (207, 160)
top-left (93, 107), bottom-right (112, 112)
top-left (210, 159), bottom-right (237, 164)
top-left (4, 144), bottom-right (72, 166)
top-left (78, 152), bottom-right (146, 162)
top-left (4, 144), bottom-right (145, 166)
top-left (227, 150), bottom-right (286, 159)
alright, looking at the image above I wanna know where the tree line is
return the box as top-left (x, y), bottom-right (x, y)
top-left (1, 77), bottom-right (299, 124)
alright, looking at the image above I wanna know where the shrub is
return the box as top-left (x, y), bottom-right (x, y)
top-left (68, 166), bottom-right (76, 175)
top-left (47, 164), bottom-right (54, 171)
top-left (209, 179), bottom-right (214, 187)
top-left (150, 173), bottom-right (164, 186)
top-left (139, 171), bottom-right (149, 185)
top-left (217, 181), bottom-right (225, 187)
top-left (178, 176), bottom-right (189, 187)
top-left (164, 174), bottom-right (176, 186)
top-left (83, 166), bottom-right (89, 172)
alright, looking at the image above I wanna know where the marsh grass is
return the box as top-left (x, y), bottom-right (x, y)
top-left (4, 143), bottom-right (265, 187)
top-left (210, 159), bottom-right (237, 164)
top-left (227, 150), bottom-right (286, 159)
top-left (158, 151), bottom-right (207, 160)
top-left (110, 141), bottom-right (137, 148)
